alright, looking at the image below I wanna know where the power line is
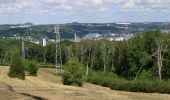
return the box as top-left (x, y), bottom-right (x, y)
top-left (8, 0), bottom-right (15, 24)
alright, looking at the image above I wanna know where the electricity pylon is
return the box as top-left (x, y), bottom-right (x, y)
top-left (21, 37), bottom-right (25, 60)
top-left (54, 24), bottom-right (62, 72)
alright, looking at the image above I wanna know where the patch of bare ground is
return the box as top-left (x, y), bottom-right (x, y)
top-left (0, 66), bottom-right (170, 100)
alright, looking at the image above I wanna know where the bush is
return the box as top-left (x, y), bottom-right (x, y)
top-left (87, 71), bottom-right (170, 94)
top-left (87, 70), bottom-right (119, 87)
top-left (62, 58), bottom-right (85, 87)
top-left (25, 60), bottom-right (38, 76)
top-left (8, 51), bottom-right (25, 80)
top-left (110, 80), bottom-right (170, 94)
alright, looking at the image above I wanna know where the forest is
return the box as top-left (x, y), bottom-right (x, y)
top-left (1, 30), bottom-right (170, 93)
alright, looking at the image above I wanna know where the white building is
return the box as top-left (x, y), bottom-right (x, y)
top-left (31, 40), bottom-right (40, 45)
top-left (83, 33), bottom-right (101, 40)
top-left (116, 22), bottom-right (132, 25)
top-left (10, 23), bottom-right (32, 29)
top-left (42, 39), bottom-right (47, 47)
top-left (115, 37), bottom-right (125, 41)
top-left (48, 39), bottom-right (55, 43)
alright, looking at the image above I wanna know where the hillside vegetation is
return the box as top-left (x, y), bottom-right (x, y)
top-left (1, 31), bottom-right (170, 94)
top-left (0, 22), bottom-right (169, 39)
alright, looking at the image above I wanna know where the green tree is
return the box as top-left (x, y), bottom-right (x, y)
top-left (26, 44), bottom-right (44, 62)
top-left (127, 35), bottom-right (151, 79)
top-left (44, 43), bottom-right (55, 64)
top-left (0, 47), bottom-right (4, 63)
top-left (8, 50), bottom-right (25, 80)
top-left (62, 58), bottom-right (85, 86)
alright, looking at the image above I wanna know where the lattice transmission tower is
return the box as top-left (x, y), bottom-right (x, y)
top-left (21, 37), bottom-right (25, 60)
top-left (54, 24), bottom-right (62, 72)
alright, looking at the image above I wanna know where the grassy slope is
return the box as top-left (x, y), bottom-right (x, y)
top-left (0, 66), bottom-right (170, 100)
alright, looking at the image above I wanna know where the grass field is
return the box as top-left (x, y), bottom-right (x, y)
top-left (0, 66), bottom-right (170, 100)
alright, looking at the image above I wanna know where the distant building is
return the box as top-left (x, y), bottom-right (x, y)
top-left (42, 39), bottom-right (47, 47)
top-left (81, 32), bottom-right (134, 41)
top-left (116, 22), bottom-right (132, 25)
top-left (31, 40), bottom-right (40, 45)
top-left (161, 30), bottom-right (170, 33)
top-left (115, 37), bottom-right (125, 41)
top-left (10, 23), bottom-right (32, 29)
top-left (74, 33), bottom-right (77, 42)
top-left (48, 39), bottom-right (55, 43)
top-left (83, 33), bottom-right (101, 40)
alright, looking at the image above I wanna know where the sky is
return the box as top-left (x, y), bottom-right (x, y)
top-left (0, 0), bottom-right (170, 24)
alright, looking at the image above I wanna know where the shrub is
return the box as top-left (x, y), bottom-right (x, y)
top-left (25, 60), bottom-right (38, 76)
top-left (62, 58), bottom-right (85, 87)
top-left (110, 80), bottom-right (170, 94)
top-left (8, 51), bottom-right (25, 80)
top-left (87, 71), bottom-right (170, 94)
top-left (87, 70), bottom-right (119, 87)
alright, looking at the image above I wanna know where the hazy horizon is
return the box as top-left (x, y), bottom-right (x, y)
top-left (1, 21), bottom-right (170, 25)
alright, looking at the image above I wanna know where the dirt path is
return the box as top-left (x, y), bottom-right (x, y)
top-left (0, 66), bottom-right (170, 100)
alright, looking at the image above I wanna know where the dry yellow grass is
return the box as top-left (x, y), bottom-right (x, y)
top-left (0, 66), bottom-right (170, 100)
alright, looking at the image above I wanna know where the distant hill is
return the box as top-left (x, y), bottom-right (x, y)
top-left (0, 22), bottom-right (170, 39)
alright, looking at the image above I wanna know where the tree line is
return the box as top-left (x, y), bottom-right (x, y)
top-left (0, 31), bottom-right (170, 81)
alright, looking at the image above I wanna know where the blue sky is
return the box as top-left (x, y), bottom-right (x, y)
top-left (0, 0), bottom-right (170, 24)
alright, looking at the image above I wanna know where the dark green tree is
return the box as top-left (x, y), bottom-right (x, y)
top-left (62, 58), bottom-right (85, 86)
top-left (8, 50), bottom-right (25, 80)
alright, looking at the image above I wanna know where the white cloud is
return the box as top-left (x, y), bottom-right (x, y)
top-left (99, 7), bottom-right (107, 12)
top-left (0, 0), bottom-right (73, 16)
top-left (117, 0), bottom-right (170, 12)
top-left (0, 0), bottom-right (168, 16)
top-left (0, 0), bottom-right (170, 23)
top-left (93, 0), bottom-right (103, 5)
